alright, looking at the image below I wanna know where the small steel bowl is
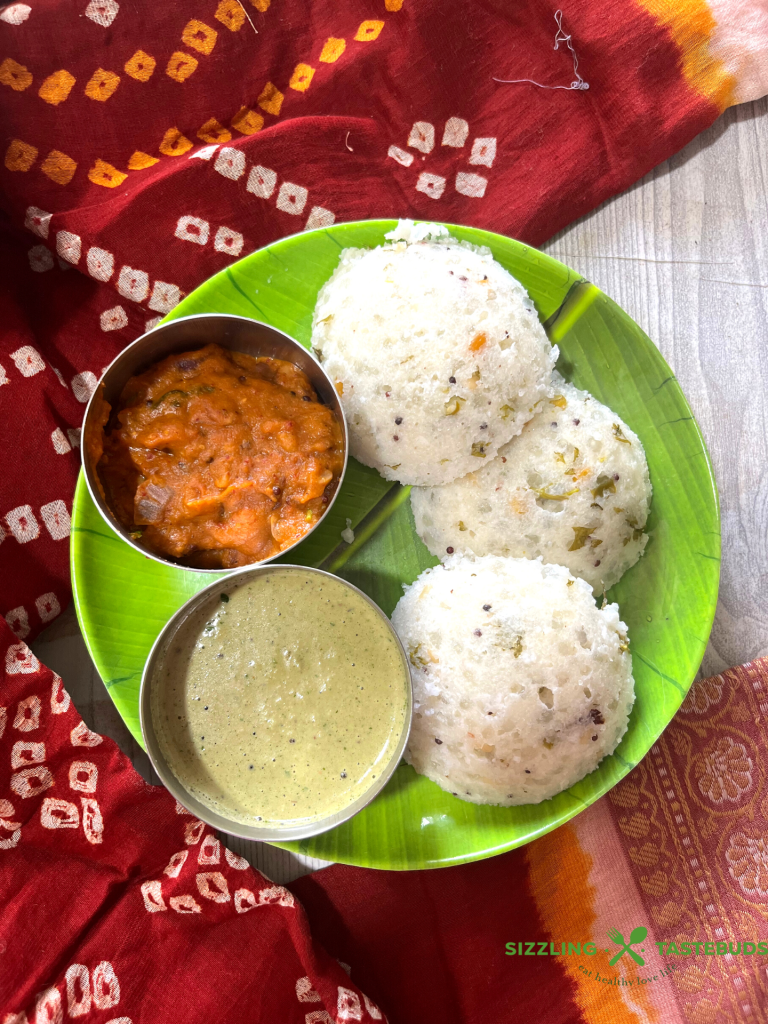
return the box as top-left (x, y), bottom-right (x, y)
top-left (139, 564), bottom-right (413, 842)
top-left (82, 313), bottom-right (347, 572)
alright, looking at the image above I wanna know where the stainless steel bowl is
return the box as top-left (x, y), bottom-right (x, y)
top-left (81, 313), bottom-right (347, 572)
top-left (139, 564), bottom-right (412, 842)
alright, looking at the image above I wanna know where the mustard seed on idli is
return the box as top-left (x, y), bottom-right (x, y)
top-left (411, 380), bottom-right (652, 592)
top-left (390, 553), bottom-right (635, 805)
top-left (310, 220), bottom-right (556, 486)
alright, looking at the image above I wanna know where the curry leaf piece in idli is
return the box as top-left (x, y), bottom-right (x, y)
top-left (310, 220), bottom-right (556, 486)
top-left (391, 553), bottom-right (635, 806)
top-left (411, 379), bottom-right (652, 592)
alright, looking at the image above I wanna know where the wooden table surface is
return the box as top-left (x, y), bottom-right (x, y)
top-left (33, 96), bottom-right (768, 883)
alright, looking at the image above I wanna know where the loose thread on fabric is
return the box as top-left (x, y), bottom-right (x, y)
top-left (345, 131), bottom-right (354, 152)
top-left (493, 10), bottom-right (589, 92)
top-left (235, 0), bottom-right (258, 35)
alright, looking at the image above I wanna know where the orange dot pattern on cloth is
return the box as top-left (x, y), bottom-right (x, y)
top-left (124, 50), bottom-right (156, 81)
top-left (38, 70), bottom-right (76, 106)
top-left (41, 150), bottom-right (78, 185)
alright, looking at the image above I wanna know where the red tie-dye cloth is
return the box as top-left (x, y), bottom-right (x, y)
top-left (1, 0), bottom-right (767, 637)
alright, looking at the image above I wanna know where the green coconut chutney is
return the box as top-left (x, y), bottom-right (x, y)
top-left (152, 569), bottom-right (409, 827)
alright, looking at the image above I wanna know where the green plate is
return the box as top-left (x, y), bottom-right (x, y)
top-left (71, 220), bottom-right (720, 870)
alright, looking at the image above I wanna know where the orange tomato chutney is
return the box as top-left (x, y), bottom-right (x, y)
top-left (97, 343), bottom-right (344, 568)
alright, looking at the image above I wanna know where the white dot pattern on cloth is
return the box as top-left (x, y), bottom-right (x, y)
top-left (28, 245), bottom-right (54, 272)
top-left (71, 372), bottom-right (98, 403)
top-left (276, 182), bottom-right (308, 215)
top-left (189, 145), bottom-right (218, 161)
top-left (40, 500), bottom-right (71, 540)
top-left (5, 642), bottom-right (40, 675)
top-left (0, 3), bottom-right (31, 24)
top-left (148, 281), bottom-right (181, 313)
top-left (117, 266), bottom-right (149, 303)
top-left (387, 145), bottom-right (413, 167)
top-left (175, 215), bottom-right (210, 245)
top-left (36, 592), bottom-right (61, 622)
top-left (87, 246), bottom-right (115, 281)
top-left (247, 165), bottom-right (277, 198)
top-left (5, 607), bottom-right (29, 639)
top-left (10, 346), bottom-right (45, 377)
top-left (11, 740), bottom-right (45, 768)
top-left (470, 137), bottom-right (497, 166)
top-left (56, 231), bottom-right (81, 265)
top-left (387, 117), bottom-right (497, 200)
top-left (415, 172), bottom-right (446, 199)
top-left (455, 171), bottom-right (488, 198)
top-left (6, 505), bottom-right (40, 543)
top-left (24, 206), bottom-right (51, 238)
top-left (305, 206), bottom-right (335, 231)
top-left (442, 117), bottom-right (469, 147)
top-left (85, 0), bottom-right (119, 27)
top-left (214, 147), bottom-right (246, 180)
top-left (408, 121), bottom-right (434, 153)
top-left (213, 227), bottom-right (244, 255)
top-left (100, 306), bottom-right (128, 332)
top-left (51, 428), bottom-right (72, 454)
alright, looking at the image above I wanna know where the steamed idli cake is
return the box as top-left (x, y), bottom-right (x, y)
top-left (390, 553), bottom-right (635, 806)
top-left (411, 380), bottom-right (652, 592)
top-left (310, 220), bottom-right (556, 486)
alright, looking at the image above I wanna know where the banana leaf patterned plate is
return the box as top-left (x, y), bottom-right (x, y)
top-left (71, 220), bottom-right (720, 870)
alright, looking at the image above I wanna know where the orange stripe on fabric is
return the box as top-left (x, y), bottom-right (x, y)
top-left (572, 801), bottom-right (686, 1024)
top-left (526, 822), bottom-right (656, 1024)
top-left (633, 0), bottom-right (736, 108)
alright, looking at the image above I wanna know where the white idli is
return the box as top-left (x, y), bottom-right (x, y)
top-left (411, 380), bottom-right (652, 592)
top-left (391, 553), bottom-right (635, 805)
top-left (310, 220), bottom-right (556, 486)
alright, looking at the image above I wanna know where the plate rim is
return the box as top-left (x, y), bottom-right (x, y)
top-left (71, 217), bottom-right (721, 870)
